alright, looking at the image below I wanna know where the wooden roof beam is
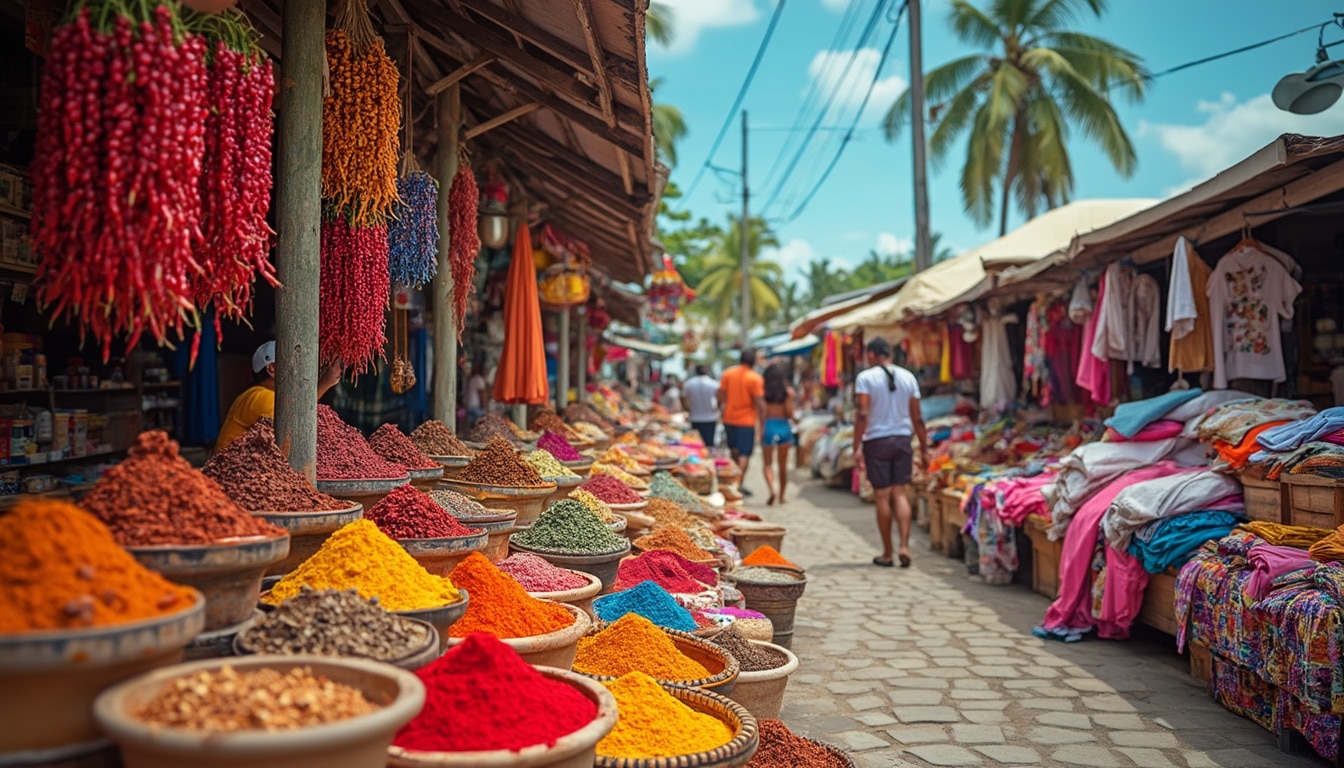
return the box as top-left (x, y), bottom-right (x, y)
top-left (456, 0), bottom-right (640, 84)
top-left (465, 103), bottom-right (541, 140)
top-left (490, 121), bottom-right (649, 206)
top-left (426, 55), bottom-right (495, 96)
top-left (572, 0), bottom-right (617, 129)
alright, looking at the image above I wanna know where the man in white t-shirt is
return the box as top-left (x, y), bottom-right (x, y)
top-left (682, 365), bottom-right (720, 447)
top-left (853, 337), bottom-right (928, 568)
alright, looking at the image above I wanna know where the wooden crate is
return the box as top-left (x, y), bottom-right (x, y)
top-left (1282, 474), bottom-right (1344, 530)
top-left (1239, 472), bottom-right (1285, 523)
top-left (1138, 569), bottom-right (1179, 637)
top-left (939, 488), bottom-right (965, 559)
top-left (1189, 640), bottom-right (1213, 686)
top-left (927, 488), bottom-right (946, 552)
top-left (1024, 516), bottom-right (1061, 599)
top-left (913, 487), bottom-right (931, 531)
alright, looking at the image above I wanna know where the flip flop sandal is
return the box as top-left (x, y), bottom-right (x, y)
top-left (872, 556), bottom-right (895, 568)
top-left (898, 553), bottom-right (912, 568)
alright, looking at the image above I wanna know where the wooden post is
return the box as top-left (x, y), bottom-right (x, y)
top-left (432, 86), bottom-right (461, 429)
top-left (273, 0), bottom-right (324, 480)
top-left (576, 305), bottom-right (588, 404)
top-left (557, 307), bottom-right (570, 410)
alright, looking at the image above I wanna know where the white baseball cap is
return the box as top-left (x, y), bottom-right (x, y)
top-left (253, 341), bottom-right (277, 373)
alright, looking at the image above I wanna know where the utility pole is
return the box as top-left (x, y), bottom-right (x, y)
top-left (909, 0), bottom-right (932, 273)
top-left (739, 110), bottom-right (752, 348)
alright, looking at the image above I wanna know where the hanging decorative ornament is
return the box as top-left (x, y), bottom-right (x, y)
top-left (681, 331), bottom-right (699, 355)
top-left (390, 307), bottom-right (416, 394)
top-left (648, 254), bottom-right (692, 325)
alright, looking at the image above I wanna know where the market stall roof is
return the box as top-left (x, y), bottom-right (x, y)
top-left (769, 334), bottom-right (821, 357)
top-left (985, 133), bottom-right (1344, 295)
top-left (608, 336), bottom-right (679, 359)
top-left (600, 282), bottom-right (647, 327)
top-left (789, 278), bottom-right (909, 339)
top-left (236, 0), bottom-right (663, 285)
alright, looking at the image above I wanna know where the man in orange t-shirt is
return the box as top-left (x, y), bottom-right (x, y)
top-left (718, 349), bottom-right (766, 495)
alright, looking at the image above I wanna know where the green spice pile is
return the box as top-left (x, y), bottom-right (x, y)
top-left (411, 420), bottom-right (474, 457)
top-left (732, 566), bottom-right (801, 584)
top-left (524, 449), bottom-right (578, 479)
top-left (457, 437), bottom-right (546, 486)
top-left (429, 488), bottom-right (493, 518)
top-left (648, 471), bottom-right (705, 512)
top-left (237, 587), bottom-right (430, 661)
top-left (569, 489), bottom-right (616, 523)
top-left (511, 499), bottom-right (628, 555)
top-left (709, 625), bottom-right (786, 672)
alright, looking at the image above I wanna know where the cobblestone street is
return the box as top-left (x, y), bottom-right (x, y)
top-left (756, 470), bottom-right (1320, 768)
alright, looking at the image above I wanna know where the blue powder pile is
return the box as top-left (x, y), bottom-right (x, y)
top-left (592, 580), bottom-right (697, 632)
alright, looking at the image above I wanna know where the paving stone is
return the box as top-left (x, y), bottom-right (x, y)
top-left (1027, 727), bottom-right (1096, 745)
top-left (1091, 713), bottom-right (1147, 730)
top-left (971, 666), bottom-right (1019, 678)
top-left (1049, 745), bottom-right (1123, 767)
top-left (895, 706), bottom-right (961, 724)
top-left (1064, 677), bottom-right (1117, 693)
top-left (854, 666), bottom-right (908, 680)
top-left (889, 689), bottom-right (945, 706)
top-left (969, 656), bottom-right (1024, 666)
top-left (1019, 698), bottom-right (1076, 711)
top-left (810, 715), bottom-right (863, 734)
top-left (854, 712), bottom-right (899, 727)
top-left (837, 730), bottom-right (892, 751)
top-left (1083, 694), bottom-right (1138, 713)
top-left (973, 745), bottom-right (1041, 764)
top-left (890, 677), bottom-right (950, 690)
top-left (953, 679), bottom-right (990, 690)
top-left (848, 695), bottom-right (887, 711)
top-left (959, 700), bottom-right (1010, 711)
top-left (1034, 712), bottom-right (1091, 730)
top-left (962, 710), bottom-right (1008, 725)
top-left (948, 688), bottom-right (1002, 701)
top-left (1020, 666), bottom-right (1059, 678)
top-left (1182, 754), bottom-right (1220, 768)
top-left (952, 724), bottom-right (1006, 743)
top-left (1110, 730), bottom-right (1179, 749)
top-left (902, 744), bottom-right (984, 766)
top-left (827, 681), bottom-right (878, 695)
top-left (1118, 747), bottom-right (1180, 768)
top-left (885, 725), bottom-right (948, 744)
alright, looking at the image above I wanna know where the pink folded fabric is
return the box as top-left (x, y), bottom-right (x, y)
top-left (1245, 544), bottom-right (1315, 601)
top-left (1323, 428), bottom-right (1344, 446)
top-left (1105, 420), bottom-right (1185, 443)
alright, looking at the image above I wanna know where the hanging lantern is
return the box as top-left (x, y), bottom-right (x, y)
top-left (681, 331), bottom-right (699, 355)
top-left (478, 171), bottom-right (509, 248)
top-left (648, 254), bottom-right (691, 325)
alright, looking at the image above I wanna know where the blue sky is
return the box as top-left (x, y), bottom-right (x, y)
top-left (648, 0), bottom-right (1344, 284)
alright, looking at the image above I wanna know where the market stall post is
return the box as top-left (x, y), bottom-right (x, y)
top-left (577, 305), bottom-right (588, 403)
top-left (273, 0), bottom-right (325, 480)
top-left (557, 307), bottom-right (570, 411)
top-left (432, 85), bottom-right (461, 428)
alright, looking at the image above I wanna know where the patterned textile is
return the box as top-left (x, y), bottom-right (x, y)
top-left (1175, 532), bottom-right (1263, 661)
top-left (1289, 449), bottom-right (1344, 478)
top-left (1211, 653), bottom-right (1277, 731)
top-left (1262, 441), bottom-right (1344, 480)
top-left (1256, 564), bottom-right (1344, 713)
top-left (1191, 398), bottom-right (1318, 445)
top-left (1277, 687), bottom-right (1341, 761)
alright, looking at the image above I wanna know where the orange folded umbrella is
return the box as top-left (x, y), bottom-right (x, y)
top-left (492, 223), bottom-right (549, 405)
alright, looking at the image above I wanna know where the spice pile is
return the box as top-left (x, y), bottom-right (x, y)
top-left (645, 498), bottom-right (702, 529)
top-left (564, 404), bottom-right (612, 432)
top-left (748, 720), bottom-right (849, 768)
top-left (367, 485), bottom-right (483, 540)
top-left (613, 550), bottom-right (716, 594)
top-left (469, 413), bottom-right (522, 445)
top-left (598, 672), bottom-right (733, 759)
top-left (538, 430), bottom-right (584, 461)
top-left (580, 474), bottom-right (644, 505)
top-left (0, 500), bottom-right (196, 632)
top-left (593, 464), bottom-right (650, 491)
top-left (573, 422), bottom-right (608, 441)
top-left (530, 408), bottom-right (578, 438)
top-left (732, 567), bottom-right (801, 584)
top-left (202, 419), bottom-right (348, 512)
top-left (575, 614), bottom-right (708, 681)
top-left (237, 587), bottom-right (429, 661)
top-left (457, 437), bottom-right (546, 486)
top-left (410, 420), bottom-right (474, 457)
top-left (134, 665), bottom-right (377, 733)
top-left (599, 448), bottom-right (644, 473)
top-left (593, 580), bottom-right (697, 632)
top-left (394, 633), bottom-right (596, 753)
top-left (569, 489), bottom-right (616, 524)
top-left (498, 553), bottom-right (591, 593)
top-left (741, 545), bottom-right (801, 570)
top-left (446, 553), bottom-right (574, 638)
top-left (511, 500), bottom-right (628, 555)
top-left (525, 449), bottom-right (578, 479)
top-left (648, 471), bottom-right (704, 511)
top-left (429, 488), bottom-right (493, 518)
top-left (368, 424), bottom-right (440, 471)
top-left (265, 519), bottom-right (460, 611)
top-left (709, 625), bottom-right (786, 672)
top-left (635, 527), bottom-right (715, 562)
top-left (82, 431), bottom-right (284, 546)
top-left (316, 405), bottom-right (409, 481)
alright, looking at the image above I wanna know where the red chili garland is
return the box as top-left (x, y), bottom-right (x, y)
top-left (319, 218), bottom-right (389, 373)
top-left (447, 149), bottom-right (480, 341)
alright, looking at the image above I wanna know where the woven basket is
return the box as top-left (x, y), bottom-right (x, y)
top-left (594, 684), bottom-right (759, 767)
top-left (575, 624), bottom-right (739, 695)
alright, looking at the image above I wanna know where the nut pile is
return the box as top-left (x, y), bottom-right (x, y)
top-left (457, 437), bottom-right (546, 486)
top-left (237, 587), bottom-right (429, 660)
top-left (368, 424), bottom-right (439, 470)
top-left (134, 665), bottom-right (379, 732)
top-left (410, 420), bottom-right (474, 457)
top-left (524, 449), bottom-right (577, 479)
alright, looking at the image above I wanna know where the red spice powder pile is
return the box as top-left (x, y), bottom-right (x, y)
top-left (394, 632), bottom-right (596, 752)
top-left (612, 550), bottom-right (717, 594)
top-left (315, 405), bottom-right (409, 481)
top-left (366, 485), bottom-right (483, 540)
top-left (82, 431), bottom-right (285, 546)
top-left (498, 553), bottom-right (590, 592)
top-left (202, 419), bottom-right (348, 512)
top-left (368, 424), bottom-right (440, 471)
top-left (579, 473), bottom-right (642, 504)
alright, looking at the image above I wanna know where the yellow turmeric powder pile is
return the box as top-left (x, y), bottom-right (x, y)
top-left (574, 614), bottom-right (709, 681)
top-left (597, 672), bottom-right (734, 758)
top-left (0, 500), bottom-right (196, 632)
top-left (264, 519), bottom-right (459, 611)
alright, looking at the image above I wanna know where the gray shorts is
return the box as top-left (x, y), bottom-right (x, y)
top-left (863, 435), bottom-right (913, 489)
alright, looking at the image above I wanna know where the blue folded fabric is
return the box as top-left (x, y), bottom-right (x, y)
top-left (1127, 510), bottom-right (1245, 574)
top-left (1257, 407), bottom-right (1344, 452)
top-left (1104, 388), bottom-right (1203, 439)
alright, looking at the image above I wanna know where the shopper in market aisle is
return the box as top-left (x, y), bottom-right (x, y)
top-left (215, 342), bottom-right (343, 451)
top-left (719, 349), bottom-right (766, 496)
top-left (683, 364), bottom-right (720, 447)
top-left (660, 375), bottom-right (684, 415)
top-left (761, 363), bottom-right (797, 506)
top-left (853, 337), bottom-right (928, 568)
top-left (463, 362), bottom-right (488, 429)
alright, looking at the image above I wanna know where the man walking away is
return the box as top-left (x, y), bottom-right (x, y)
top-left (683, 365), bottom-right (720, 447)
top-left (853, 338), bottom-right (928, 568)
top-left (719, 349), bottom-right (765, 496)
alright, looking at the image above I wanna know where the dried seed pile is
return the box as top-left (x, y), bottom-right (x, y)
top-left (579, 474), bottom-right (643, 505)
top-left (366, 485), bottom-right (482, 540)
top-left (237, 587), bottom-right (429, 661)
top-left (202, 419), bottom-right (347, 512)
top-left (468, 413), bottom-right (521, 445)
top-left (315, 405), bottom-right (408, 481)
top-left (457, 437), bottom-right (545, 486)
top-left (134, 665), bottom-right (378, 732)
top-left (732, 567), bottom-right (801, 584)
top-left (748, 720), bottom-right (850, 768)
top-left (648, 471), bottom-right (704, 512)
top-left (538, 430), bottom-right (584, 461)
top-left (644, 498), bottom-right (701, 529)
top-left (497, 553), bottom-right (590, 592)
top-left (592, 464), bottom-right (649, 491)
top-left (524, 450), bottom-right (577, 479)
top-left (634, 527), bottom-right (715, 562)
top-left (428, 489), bottom-right (493, 519)
top-left (568, 489), bottom-right (616, 523)
top-left (709, 625), bottom-right (786, 672)
top-left (511, 500), bottom-right (627, 555)
top-left (368, 423), bottom-right (439, 471)
top-left (411, 420), bottom-right (473, 457)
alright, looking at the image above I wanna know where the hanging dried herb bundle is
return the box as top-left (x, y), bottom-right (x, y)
top-left (319, 217), bottom-right (389, 373)
top-left (388, 166), bottom-right (438, 289)
top-left (448, 146), bottom-right (480, 341)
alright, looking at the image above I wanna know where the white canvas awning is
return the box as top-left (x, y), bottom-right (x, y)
top-left (608, 336), bottom-right (679, 359)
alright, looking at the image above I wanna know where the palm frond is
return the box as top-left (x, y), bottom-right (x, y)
top-left (646, 2), bottom-right (676, 47)
top-left (1028, 48), bottom-right (1136, 176)
top-left (960, 100), bottom-right (1007, 226)
top-left (883, 87), bottom-right (914, 140)
top-left (949, 0), bottom-right (1003, 49)
top-left (1047, 31), bottom-right (1147, 102)
top-left (1026, 0), bottom-right (1107, 31)
top-left (928, 83), bottom-right (983, 165)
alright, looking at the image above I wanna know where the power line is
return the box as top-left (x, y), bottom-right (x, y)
top-left (677, 0), bottom-right (789, 206)
top-left (782, 1), bottom-right (907, 224)
top-left (1146, 20), bottom-right (1328, 81)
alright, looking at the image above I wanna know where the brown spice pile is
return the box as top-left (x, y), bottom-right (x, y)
top-left (529, 408), bottom-right (578, 438)
top-left (410, 420), bottom-right (474, 457)
top-left (134, 665), bottom-right (379, 732)
top-left (468, 412), bottom-right (522, 445)
top-left (645, 498), bottom-right (702, 529)
top-left (634, 526), bottom-right (715, 561)
top-left (82, 431), bottom-right (286, 546)
top-left (748, 720), bottom-right (850, 768)
top-left (457, 437), bottom-right (546, 486)
top-left (368, 424), bottom-right (439, 470)
top-left (563, 403), bottom-right (611, 431)
top-left (203, 419), bottom-right (348, 513)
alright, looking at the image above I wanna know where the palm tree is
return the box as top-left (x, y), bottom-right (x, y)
top-left (646, 2), bottom-right (676, 47)
top-left (802, 258), bottom-right (851, 308)
top-left (884, 0), bottom-right (1145, 234)
top-left (690, 217), bottom-right (783, 348)
top-left (650, 79), bottom-right (687, 167)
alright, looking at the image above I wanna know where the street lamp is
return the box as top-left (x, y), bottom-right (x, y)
top-left (1273, 16), bottom-right (1344, 115)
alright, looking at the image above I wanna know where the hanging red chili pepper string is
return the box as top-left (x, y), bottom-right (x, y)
top-left (320, 217), bottom-right (390, 374)
top-left (447, 145), bottom-right (480, 341)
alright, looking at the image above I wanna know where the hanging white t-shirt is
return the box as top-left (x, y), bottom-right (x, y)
top-left (979, 312), bottom-right (1018, 410)
top-left (1207, 242), bottom-right (1302, 389)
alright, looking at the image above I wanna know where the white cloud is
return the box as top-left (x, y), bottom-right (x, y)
top-left (764, 237), bottom-right (817, 280)
top-left (875, 231), bottom-right (912, 258)
top-left (651, 0), bottom-right (760, 55)
top-left (1142, 92), bottom-right (1344, 195)
top-left (806, 48), bottom-right (907, 123)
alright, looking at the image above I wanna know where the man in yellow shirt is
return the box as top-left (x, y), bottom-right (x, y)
top-left (215, 342), bottom-right (343, 450)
